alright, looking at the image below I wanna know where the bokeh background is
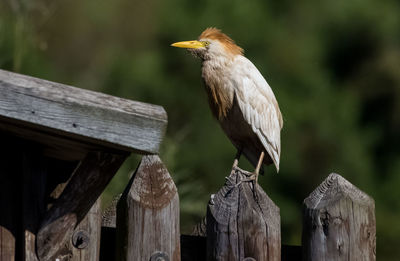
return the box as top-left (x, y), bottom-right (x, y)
top-left (1, 0), bottom-right (399, 259)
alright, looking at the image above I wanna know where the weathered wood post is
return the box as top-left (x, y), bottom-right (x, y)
top-left (207, 167), bottom-right (281, 261)
top-left (116, 155), bottom-right (180, 261)
top-left (302, 173), bottom-right (376, 261)
top-left (70, 199), bottom-right (102, 261)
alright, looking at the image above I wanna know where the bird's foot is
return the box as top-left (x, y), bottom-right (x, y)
top-left (230, 166), bottom-right (259, 200)
top-left (232, 165), bottom-right (253, 176)
top-left (231, 166), bottom-right (256, 182)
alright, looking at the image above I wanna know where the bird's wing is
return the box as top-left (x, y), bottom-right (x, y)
top-left (232, 56), bottom-right (283, 171)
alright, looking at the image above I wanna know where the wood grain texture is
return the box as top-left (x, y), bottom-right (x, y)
top-left (207, 167), bottom-right (281, 261)
top-left (302, 173), bottom-right (376, 261)
top-left (116, 155), bottom-right (180, 261)
top-left (0, 69), bottom-right (167, 154)
top-left (36, 151), bottom-right (127, 261)
top-left (0, 119), bottom-right (102, 161)
top-left (70, 199), bottom-right (102, 261)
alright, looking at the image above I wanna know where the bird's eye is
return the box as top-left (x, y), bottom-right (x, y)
top-left (203, 41), bottom-right (210, 47)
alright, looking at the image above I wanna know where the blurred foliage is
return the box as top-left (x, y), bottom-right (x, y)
top-left (1, 0), bottom-right (400, 259)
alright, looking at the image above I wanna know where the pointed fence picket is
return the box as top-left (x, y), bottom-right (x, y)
top-left (99, 159), bottom-right (375, 261)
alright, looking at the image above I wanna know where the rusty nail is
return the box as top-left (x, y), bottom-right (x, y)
top-left (72, 230), bottom-right (89, 249)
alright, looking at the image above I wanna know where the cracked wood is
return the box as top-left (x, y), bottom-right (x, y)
top-left (302, 173), bottom-right (376, 261)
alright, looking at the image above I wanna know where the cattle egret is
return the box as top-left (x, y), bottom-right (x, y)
top-left (172, 28), bottom-right (283, 181)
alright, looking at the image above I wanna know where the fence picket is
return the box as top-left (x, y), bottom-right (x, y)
top-left (116, 155), bottom-right (180, 261)
top-left (302, 173), bottom-right (376, 261)
top-left (206, 167), bottom-right (281, 261)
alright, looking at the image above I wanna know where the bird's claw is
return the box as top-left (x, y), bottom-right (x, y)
top-left (232, 165), bottom-right (253, 176)
top-left (231, 166), bottom-right (257, 184)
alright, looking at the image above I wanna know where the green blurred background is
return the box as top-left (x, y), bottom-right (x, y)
top-left (1, 0), bottom-right (399, 259)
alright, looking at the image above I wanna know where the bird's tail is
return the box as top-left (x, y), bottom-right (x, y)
top-left (253, 130), bottom-right (280, 173)
top-left (269, 147), bottom-right (280, 173)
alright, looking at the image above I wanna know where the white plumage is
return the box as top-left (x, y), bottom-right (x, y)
top-left (172, 28), bottom-right (283, 175)
top-left (233, 55), bottom-right (282, 170)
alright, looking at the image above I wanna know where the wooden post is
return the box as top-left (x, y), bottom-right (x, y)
top-left (207, 167), bottom-right (281, 261)
top-left (70, 199), bottom-right (102, 261)
top-left (302, 173), bottom-right (376, 261)
top-left (116, 155), bottom-right (180, 261)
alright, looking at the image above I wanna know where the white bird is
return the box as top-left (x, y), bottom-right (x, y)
top-left (172, 28), bottom-right (283, 180)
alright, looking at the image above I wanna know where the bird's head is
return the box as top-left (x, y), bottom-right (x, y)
top-left (171, 27), bottom-right (243, 60)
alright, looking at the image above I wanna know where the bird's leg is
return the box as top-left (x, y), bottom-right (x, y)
top-left (232, 148), bottom-right (242, 169)
top-left (254, 151), bottom-right (265, 183)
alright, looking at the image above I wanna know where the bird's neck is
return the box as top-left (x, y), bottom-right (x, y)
top-left (201, 55), bottom-right (238, 120)
top-left (201, 54), bottom-right (236, 74)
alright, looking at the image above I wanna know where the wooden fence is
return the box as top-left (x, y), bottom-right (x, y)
top-left (99, 155), bottom-right (376, 261)
top-left (0, 69), bottom-right (376, 260)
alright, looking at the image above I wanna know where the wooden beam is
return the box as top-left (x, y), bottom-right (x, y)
top-left (36, 151), bottom-right (127, 261)
top-left (0, 69), bottom-right (167, 155)
top-left (116, 155), bottom-right (180, 261)
top-left (302, 173), bottom-right (376, 261)
top-left (206, 167), bottom-right (281, 261)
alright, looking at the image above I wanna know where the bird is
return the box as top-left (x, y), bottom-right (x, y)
top-left (171, 27), bottom-right (283, 181)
